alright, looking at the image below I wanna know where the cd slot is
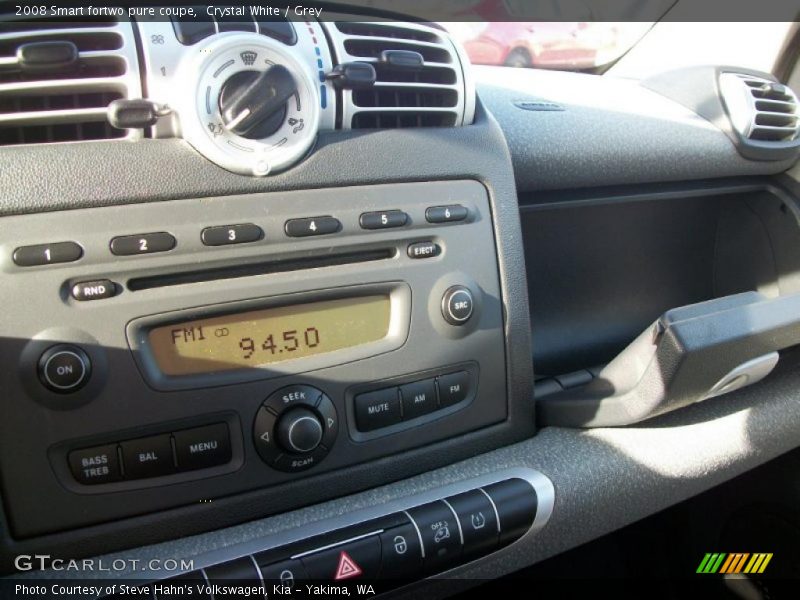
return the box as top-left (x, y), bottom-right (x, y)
top-left (127, 247), bottom-right (397, 291)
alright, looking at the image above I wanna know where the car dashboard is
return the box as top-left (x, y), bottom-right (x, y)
top-left (1, 6), bottom-right (800, 597)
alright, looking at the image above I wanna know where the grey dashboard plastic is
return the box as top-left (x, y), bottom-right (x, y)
top-left (475, 66), bottom-right (797, 192)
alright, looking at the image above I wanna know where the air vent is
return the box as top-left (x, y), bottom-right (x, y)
top-left (720, 73), bottom-right (799, 144)
top-left (0, 19), bottom-right (141, 146)
top-left (323, 21), bottom-right (474, 129)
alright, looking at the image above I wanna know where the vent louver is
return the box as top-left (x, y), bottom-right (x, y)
top-left (0, 18), bottom-right (141, 146)
top-left (720, 73), bottom-right (799, 144)
top-left (323, 21), bottom-right (474, 129)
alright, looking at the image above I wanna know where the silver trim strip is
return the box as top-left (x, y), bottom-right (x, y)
top-left (290, 529), bottom-right (384, 559)
top-left (441, 498), bottom-right (465, 546)
top-left (402, 510), bottom-right (426, 559)
top-left (478, 488), bottom-right (502, 535)
top-left (249, 554), bottom-right (267, 599)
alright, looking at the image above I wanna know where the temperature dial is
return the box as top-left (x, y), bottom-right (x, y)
top-left (175, 33), bottom-right (320, 176)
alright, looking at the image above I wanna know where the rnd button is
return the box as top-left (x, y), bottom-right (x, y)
top-left (71, 279), bottom-right (116, 301)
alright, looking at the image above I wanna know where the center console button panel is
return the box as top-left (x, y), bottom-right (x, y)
top-left (151, 476), bottom-right (550, 595)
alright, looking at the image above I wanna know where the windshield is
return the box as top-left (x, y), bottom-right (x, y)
top-left (445, 21), bottom-right (654, 71)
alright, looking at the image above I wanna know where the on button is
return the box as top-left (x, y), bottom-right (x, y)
top-left (38, 345), bottom-right (91, 393)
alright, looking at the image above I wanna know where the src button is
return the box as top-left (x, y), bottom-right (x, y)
top-left (441, 286), bottom-right (474, 325)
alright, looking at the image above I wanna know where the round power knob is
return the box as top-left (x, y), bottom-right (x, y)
top-left (277, 407), bottom-right (324, 454)
top-left (38, 344), bottom-right (91, 393)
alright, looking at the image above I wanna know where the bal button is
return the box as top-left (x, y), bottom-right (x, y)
top-left (39, 345), bottom-right (91, 393)
top-left (441, 286), bottom-right (474, 325)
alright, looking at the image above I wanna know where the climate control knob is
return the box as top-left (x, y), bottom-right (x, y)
top-left (276, 407), bottom-right (324, 454)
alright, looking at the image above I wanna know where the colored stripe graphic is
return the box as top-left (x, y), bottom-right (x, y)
top-left (697, 552), bottom-right (773, 574)
top-left (697, 553), bottom-right (727, 573)
top-left (721, 553), bottom-right (749, 573)
top-left (744, 553), bottom-right (773, 574)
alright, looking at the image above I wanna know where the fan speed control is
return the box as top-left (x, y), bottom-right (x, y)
top-left (175, 33), bottom-right (320, 176)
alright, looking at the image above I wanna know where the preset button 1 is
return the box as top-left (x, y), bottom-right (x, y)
top-left (13, 241), bottom-right (82, 267)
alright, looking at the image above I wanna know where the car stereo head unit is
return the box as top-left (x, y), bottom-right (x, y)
top-left (0, 179), bottom-right (518, 538)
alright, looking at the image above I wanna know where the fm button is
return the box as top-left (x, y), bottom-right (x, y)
top-left (441, 286), bottom-right (474, 325)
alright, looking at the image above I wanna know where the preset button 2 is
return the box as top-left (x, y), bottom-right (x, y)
top-left (110, 232), bottom-right (176, 256)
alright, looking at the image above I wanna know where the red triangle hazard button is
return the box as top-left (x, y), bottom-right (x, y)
top-left (334, 551), bottom-right (363, 580)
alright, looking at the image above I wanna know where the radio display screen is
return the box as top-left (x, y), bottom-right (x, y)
top-left (148, 296), bottom-right (391, 376)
